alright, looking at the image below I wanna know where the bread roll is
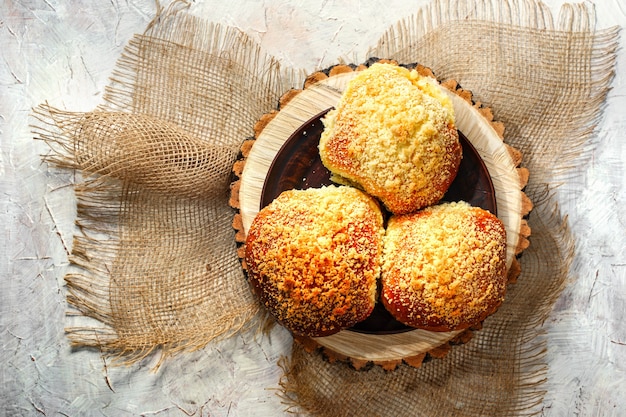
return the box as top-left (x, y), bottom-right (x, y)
top-left (245, 185), bottom-right (384, 337)
top-left (319, 63), bottom-right (462, 214)
top-left (381, 201), bottom-right (507, 331)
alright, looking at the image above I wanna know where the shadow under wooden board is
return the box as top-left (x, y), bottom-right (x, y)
top-left (231, 62), bottom-right (532, 370)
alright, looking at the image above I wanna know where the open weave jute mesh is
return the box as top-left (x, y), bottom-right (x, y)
top-left (31, 0), bottom-right (619, 414)
top-left (32, 3), bottom-right (299, 365)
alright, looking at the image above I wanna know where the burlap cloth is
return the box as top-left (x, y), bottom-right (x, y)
top-left (32, 0), bottom-right (618, 415)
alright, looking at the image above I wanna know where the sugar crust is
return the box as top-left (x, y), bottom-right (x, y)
top-left (381, 201), bottom-right (507, 332)
top-left (318, 63), bottom-right (462, 214)
top-left (244, 186), bottom-right (384, 337)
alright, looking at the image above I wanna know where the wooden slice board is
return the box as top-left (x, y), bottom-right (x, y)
top-left (231, 62), bottom-right (532, 370)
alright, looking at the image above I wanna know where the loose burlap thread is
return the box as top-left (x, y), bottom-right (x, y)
top-left (32, 0), bottom-right (618, 414)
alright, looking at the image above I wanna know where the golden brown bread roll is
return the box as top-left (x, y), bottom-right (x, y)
top-left (245, 185), bottom-right (384, 337)
top-left (381, 201), bottom-right (507, 332)
top-left (319, 63), bottom-right (462, 214)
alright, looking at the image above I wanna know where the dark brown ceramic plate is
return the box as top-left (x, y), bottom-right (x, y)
top-left (261, 108), bottom-right (497, 334)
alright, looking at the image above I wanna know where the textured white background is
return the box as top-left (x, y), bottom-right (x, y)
top-left (1, 0), bottom-right (624, 415)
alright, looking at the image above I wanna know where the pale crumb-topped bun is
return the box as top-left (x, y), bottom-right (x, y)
top-left (318, 63), bottom-right (462, 214)
top-left (381, 201), bottom-right (507, 332)
top-left (245, 185), bottom-right (384, 337)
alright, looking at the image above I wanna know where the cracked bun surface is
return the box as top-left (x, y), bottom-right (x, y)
top-left (244, 185), bottom-right (384, 337)
top-left (381, 202), bottom-right (507, 332)
top-left (318, 63), bottom-right (462, 214)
